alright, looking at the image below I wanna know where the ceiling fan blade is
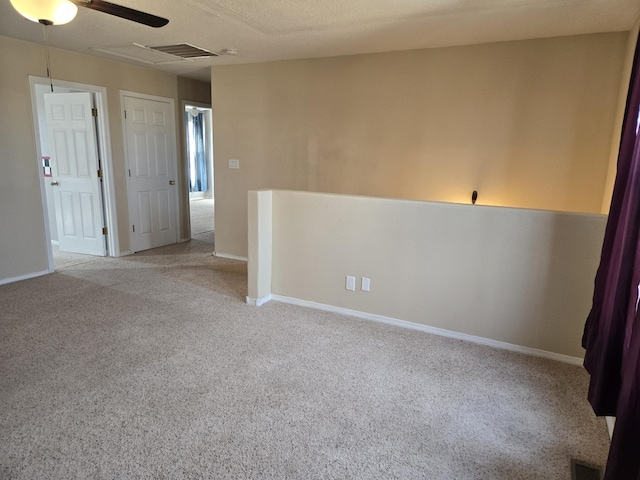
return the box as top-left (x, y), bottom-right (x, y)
top-left (71, 0), bottom-right (169, 28)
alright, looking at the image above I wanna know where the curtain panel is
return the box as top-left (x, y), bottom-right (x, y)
top-left (187, 112), bottom-right (208, 193)
top-left (582, 32), bottom-right (640, 480)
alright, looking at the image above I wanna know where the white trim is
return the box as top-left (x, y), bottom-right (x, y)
top-left (270, 295), bottom-right (584, 366)
top-left (180, 237), bottom-right (191, 243)
top-left (183, 100), bottom-right (214, 239)
top-left (183, 100), bottom-right (212, 109)
top-left (28, 76), bottom-right (120, 262)
top-left (29, 79), bottom-right (55, 274)
top-left (0, 270), bottom-right (49, 286)
top-left (93, 88), bottom-right (119, 257)
top-left (214, 252), bottom-right (248, 262)
top-left (246, 294), bottom-right (272, 306)
top-left (117, 250), bottom-right (131, 257)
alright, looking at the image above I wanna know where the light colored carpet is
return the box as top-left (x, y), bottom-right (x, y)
top-left (52, 244), bottom-right (98, 269)
top-left (190, 198), bottom-right (214, 236)
top-left (1, 233), bottom-right (610, 479)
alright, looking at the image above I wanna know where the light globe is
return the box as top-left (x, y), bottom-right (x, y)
top-left (10, 0), bottom-right (78, 25)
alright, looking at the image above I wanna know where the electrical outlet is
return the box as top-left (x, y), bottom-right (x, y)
top-left (346, 276), bottom-right (356, 291)
top-left (361, 277), bottom-right (370, 292)
top-left (228, 159), bottom-right (240, 169)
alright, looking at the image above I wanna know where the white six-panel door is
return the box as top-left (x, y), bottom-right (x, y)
top-left (44, 92), bottom-right (106, 256)
top-left (123, 94), bottom-right (178, 253)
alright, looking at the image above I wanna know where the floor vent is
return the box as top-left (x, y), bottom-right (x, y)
top-left (571, 459), bottom-right (604, 480)
top-left (148, 44), bottom-right (219, 59)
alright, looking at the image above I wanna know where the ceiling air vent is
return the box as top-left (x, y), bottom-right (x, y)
top-left (148, 43), bottom-right (220, 59)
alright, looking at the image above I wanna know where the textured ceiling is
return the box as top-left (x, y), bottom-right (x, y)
top-left (0, 0), bottom-right (638, 82)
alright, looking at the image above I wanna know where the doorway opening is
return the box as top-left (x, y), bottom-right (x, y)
top-left (29, 77), bottom-right (118, 272)
top-left (184, 103), bottom-right (214, 239)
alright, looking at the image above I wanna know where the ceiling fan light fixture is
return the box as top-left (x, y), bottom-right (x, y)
top-left (10, 0), bottom-right (78, 25)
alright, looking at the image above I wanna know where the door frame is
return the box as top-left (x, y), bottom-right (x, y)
top-left (120, 90), bottom-right (180, 252)
top-left (29, 76), bottom-right (120, 272)
top-left (182, 100), bottom-right (213, 239)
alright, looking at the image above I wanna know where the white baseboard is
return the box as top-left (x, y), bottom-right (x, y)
top-left (246, 295), bottom-right (272, 306)
top-left (269, 294), bottom-right (584, 366)
top-left (214, 252), bottom-right (248, 262)
top-left (116, 250), bottom-right (131, 257)
top-left (51, 240), bottom-right (59, 246)
top-left (0, 270), bottom-right (50, 286)
top-left (180, 237), bottom-right (191, 243)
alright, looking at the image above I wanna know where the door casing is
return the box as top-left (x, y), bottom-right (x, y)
top-left (29, 76), bottom-right (120, 272)
top-left (182, 100), bottom-right (214, 239)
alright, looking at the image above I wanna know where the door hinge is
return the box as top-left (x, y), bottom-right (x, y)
top-left (124, 110), bottom-right (127, 119)
top-left (132, 225), bottom-right (135, 232)
top-left (102, 227), bottom-right (108, 235)
top-left (97, 169), bottom-right (103, 178)
top-left (128, 169), bottom-right (131, 177)
top-left (92, 108), bottom-right (98, 117)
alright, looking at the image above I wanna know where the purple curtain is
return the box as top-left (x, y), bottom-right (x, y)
top-left (582, 32), bottom-right (640, 480)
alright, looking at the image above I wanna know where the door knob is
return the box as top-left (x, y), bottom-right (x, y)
top-left (50, 181), bottom-right (59, 186)
top-left (169, 180), bottom-right (175, 185)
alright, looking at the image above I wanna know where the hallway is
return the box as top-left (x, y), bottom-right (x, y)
top-left (190, 198), bottom-right (214, 236)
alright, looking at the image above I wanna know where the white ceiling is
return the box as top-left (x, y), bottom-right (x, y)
top-left (1, 0), bottom-right (639, 82)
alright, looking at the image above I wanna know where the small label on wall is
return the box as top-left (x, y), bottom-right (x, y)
top-left (228, 159), bottom-right (240, 169)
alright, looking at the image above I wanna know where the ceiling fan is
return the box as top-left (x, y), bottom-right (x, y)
top-left (9, 0), bottom-right (169, 27)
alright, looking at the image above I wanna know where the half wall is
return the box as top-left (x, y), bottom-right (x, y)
top-left (248, 190), bottom-right (607, 360)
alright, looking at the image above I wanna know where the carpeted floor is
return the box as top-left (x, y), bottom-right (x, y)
top-left (51, 244), bottom-right (97, 269)
top-left (1, 232), bottom-right (610, 479)
top-left (190, 198), bottom-right (214, 236)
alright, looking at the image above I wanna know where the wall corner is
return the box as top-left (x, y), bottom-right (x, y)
top-left (601, 24), bottom-right (640, 214)
top-left (247, 190), bottom-right (273, 304)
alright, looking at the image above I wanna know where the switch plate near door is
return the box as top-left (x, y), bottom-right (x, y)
top-left (228, 159), bottom-right (240, 169)
top-left (346, 276), bottom-right (356, 291)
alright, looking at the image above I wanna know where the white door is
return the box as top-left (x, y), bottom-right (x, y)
top-left (44, 92), bottom-right (106, 256)
top-left (124, 95), bottom-right (178, 253)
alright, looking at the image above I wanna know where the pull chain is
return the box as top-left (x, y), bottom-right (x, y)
top-left (42, 24), bottom-right (53, 92)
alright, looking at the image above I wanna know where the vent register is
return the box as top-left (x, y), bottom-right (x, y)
top-left (148, 43), bottom-right (220, 58)
top-left (571, 459), bottom-right (604, 480)
top-left (91, 43), bottom-right (219, 64)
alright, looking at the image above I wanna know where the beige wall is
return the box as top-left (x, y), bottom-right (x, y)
top-left (212, 33), bottom-right (627, 259)
top-left (249, 190), bottom-right (607, 359)
top-left (0, 35), bottom-right (204, 282)
top-left (0, 37), bottom-right (48, 280)
top-left (601, 21), bottom-right (640, 213)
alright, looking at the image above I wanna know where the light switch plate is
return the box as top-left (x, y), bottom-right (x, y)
top-left (346, 276), bottom-right (356, 291)
top-left (362, 277), bottom-right (370, 292)
top-left (228, 159), bottom-right (240, 169)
